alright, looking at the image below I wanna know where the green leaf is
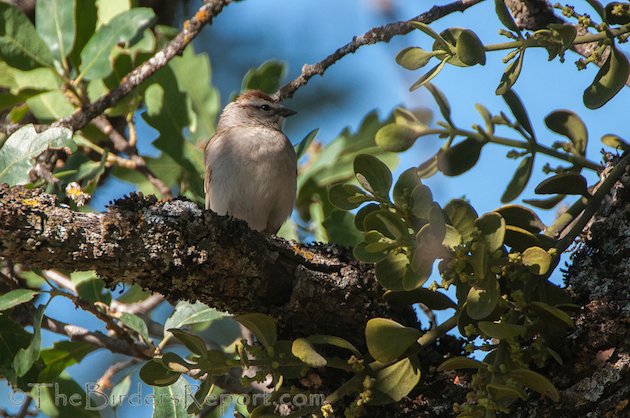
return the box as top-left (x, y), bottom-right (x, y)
top-left (323, 210), bottom-right (365, 246)
top-left (353, 240), bottom-right (390, 263)
top-left (409, 57), bottom-right (450, 91)
top-left (0, 125), bottom-right (73, 186)
top-left (166, 328), bottom-right (207, 356)
top-left (601, 134), bottom-right (630, 151)
top-left (444, 199), bottom-right (478, 243)
top-left (523, 194), bottom-right (565, 209)
top-left (455, 29), bottom-right (486, 66)
top-left (366, 318), bottom-right (421, 363)
top-left (166, 45), bottom-right (219, 144)
top-left (161, 352), bottom-right (194, 373)
top-left (509, 369), bottom-right (560, 402)
top-left (501, 156), bottom-right (533, 203)
top-left (0, 317), bottom-right (32, 386)
top-left (504, 225), bottom-right (541, 251)
top-left (152, 376), bottom-right (189, 417)
top-left (437, 138), bottom-right (484, 176)
top-left (495, 204), bottom-right (544, 234)
top-left (425, 82), bottom-right (453, 126)
top-left (384, 288), bottom-right (456, 310)
top-left (0, 2), bottom-right (54, 69)
top-left (375, 252), bottom-right (409, 291)
top-left (475, 212), bottom-right (506, 253)
top-left (429, 203), bottom-right (446, 242)
top-left (530, 301), bottom-right (574, 329)
top-left (14, 304), bottom-right (46, 377)
top-left (545, 110), bottom-right (588, 156)
top-left (354, 203), bottom-right (379, 231)
top-left (140, 359), bottom-right (182, 387)
top-left (496, 49), bottom-right (525, 95)
top-left (234, 313), bottom-right (277, 351)
top-left (548, 23), bottom-right (577, 54)
top-left (295, 128), bottom-right (319, 160)
top-left (475, 103), bottom-right (494, 134)
top-left (38, 341), bottom-right (95, 382)
top-left (354, 154), bottom-right (392, 197)
top-left (110, 375), bottom-right (132, 409)
top-left (478, 321), bottom-right (525, 339)
top-left (69, 0), bottom-right (97, 69)
top-left (164, 301), bottom-right (226, 337)
top-left (521, 246), bottom-right (552, 275)
top-left (466, 279), bottom-right (500, 320)
top-left (120, 313), bottom-right (149, 341)
top-left (72, 271), bottom-right (111, 305)
top-left (370, 358), bottom-right (421, 405)
top-left (79, 8), bottom-right (156, 81)
top-left (393, 167), bottom-right (420, 209)
top-left (292, 338), bottom-right (327, 367)
top-left (396, 46), bottom-right (434, 70)
top-left (304, 335), bottom-right (361, 356)
top-left (534, 173), bottom-right (588, 196)
top-left (408, 248), bottom-right (434, 290)
top-left (36, 0), bottom-right (76, 64)
top-left (586, 0), bottom-right (606, 20)
top-left (328, 183), bottom-right (369, 210)
top-left (605, 2), bottom-right (630, 25)
top-left (375, 123), bottom-right (423, 152)
top-left (417, 153), bottom-right (439, 179)
top-left (410, 21), bottom-right (451, 51)
top-left (583, 43), bottom-right (630, 109)
top-left (0, 289), bottom-right (39, 311)
top-left (437, 356), bottom-right (486, 371)
top-left (502, 89), bottom-right (535, 139)
top-left (241, 59), bottom-right (285, 94)
top-left (410, 184), bottom-right (434, 220)
top-left (487, 383), bottom-right (528, 402)
top-left (38, 374), bottom-right (101, 417)
top-left (186, 376), bottom-right (214, 415)
top-left (494, 0), bottom-right (520, 32)
top-left (26, 90), bottom-right (75, 121)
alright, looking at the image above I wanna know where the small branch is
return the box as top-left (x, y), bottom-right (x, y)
top-left (15, 395), bottom-right (32, 418)
top-left (40, 315), bottom-right (148, 358)
top-left (96, 359), bottom-right (141, 391)
top-left (90, 117), bottom-right (173, 198)
top-left (112, 294), bottom-right (165, 315)
top-left (51, 0), bottom-right (233, 133)
top-left (274, 0), bottom-right (485, 100)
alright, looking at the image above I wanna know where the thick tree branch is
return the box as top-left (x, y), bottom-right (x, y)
top-left (0, 185), bottom-right (413, 345)
top-left (274, 0), bottom-right (485, 100)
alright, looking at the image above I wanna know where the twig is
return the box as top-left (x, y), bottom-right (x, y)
top-left (15, 395), bottom-right (32, 418)
top-left (91, 117), bottom-right (173, 198)
top-left (96, 359), bottom-right (141, 391)
top-left (274, 0), bottom-right (484, 100)
top-left (51, 0), bottom-right (233, 133)
top-left (40, 315), bottom-right (149, 358)
top-left (44, 269), bottom-right (164, 315)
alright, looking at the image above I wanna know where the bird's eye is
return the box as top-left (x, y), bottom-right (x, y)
top-left (260, 104), bottom-right (271, 111)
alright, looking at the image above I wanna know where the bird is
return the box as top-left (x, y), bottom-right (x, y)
top-left (204, 90), bottom-right (298, 234)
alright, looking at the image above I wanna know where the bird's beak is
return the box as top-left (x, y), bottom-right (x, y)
top-left (278, 106), bottom-right (297, 117)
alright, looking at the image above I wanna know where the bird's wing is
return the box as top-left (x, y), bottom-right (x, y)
top-left (203, 138), bottom-right (214, 210)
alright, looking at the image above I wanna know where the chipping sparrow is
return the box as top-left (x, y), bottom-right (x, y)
top-left (204, 90), bottom-right (297, 234)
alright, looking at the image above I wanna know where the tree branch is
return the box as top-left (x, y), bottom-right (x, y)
top-left (0, 185), bottom-right (414, 344)
top-left (274, 0), bottom-right (485, 100)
